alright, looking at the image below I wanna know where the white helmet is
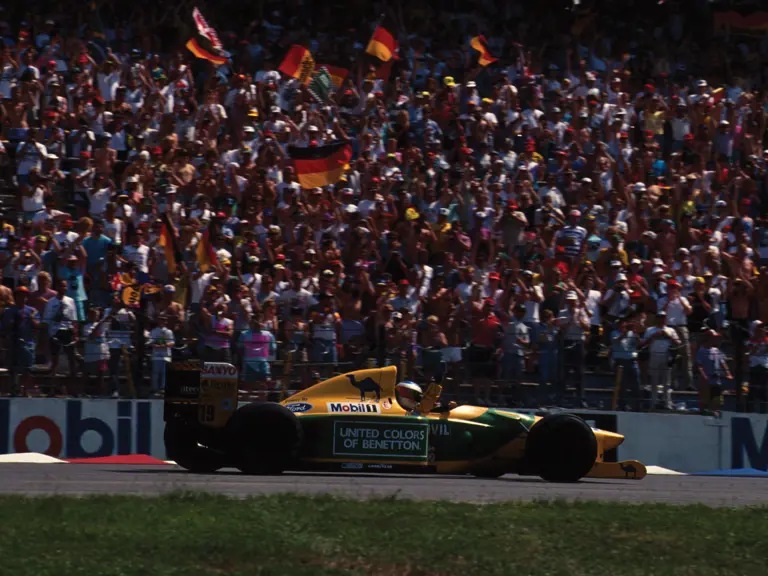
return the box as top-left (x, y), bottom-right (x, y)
top-left (395, 381), bottom-right (423, 411)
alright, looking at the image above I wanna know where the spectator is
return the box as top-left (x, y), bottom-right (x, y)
top-left (83, 307), bottom-right (109, 395)
top-left (500, 303), bottom-right (529, 405)
top-left (694, 329), bottom-right (732, 412)
top-left (642, 311), bottom-right (681, 411)
top-left (657, 279), bottom-right (693, 392)
top-left (610, 316), bottom-right (641, 410)
top-left (238, 312), bottom-right (277, 398)
top-left (148, 314), bottom-right (174, 394)
top-left (558, 291), bottom-right (590, 407)
top-left (1, 286), bottom-right (39, 395)
top-left (469, 298), bottom-right (501, 405)
top-left (43, 279), bottom-right (78, 383)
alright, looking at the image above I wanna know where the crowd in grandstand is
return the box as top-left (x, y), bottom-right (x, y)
top-left (0, 0), bottom-right (768, 412)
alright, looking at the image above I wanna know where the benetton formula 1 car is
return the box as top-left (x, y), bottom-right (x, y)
top-left (163, 362), bottom-right (647, 482)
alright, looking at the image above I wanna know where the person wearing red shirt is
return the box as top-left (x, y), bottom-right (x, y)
top-left (469, 298), bottom-right (502, 405)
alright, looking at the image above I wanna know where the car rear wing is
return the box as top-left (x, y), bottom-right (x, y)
top-left (164, 361), bottom-right (239, 429)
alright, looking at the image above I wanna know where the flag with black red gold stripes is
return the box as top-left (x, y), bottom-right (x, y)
top-left (289, 141), bottom-right (353, 189)
top-left (278, 45), bottom-right (316, 85)
top-left (186, 7), bottom-right (229, 65)
top-left (366, 26), bottom-right (397, 62)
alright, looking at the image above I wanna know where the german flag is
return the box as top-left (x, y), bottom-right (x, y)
top-left (470, 35), bottom-right (498, 67)
top-left (158, 213), bottom-right (182, 272)
top-left (196, 228), bottom-right (218, 272)
top-left (289, 141), bottom-right (353, 189)
top-left (366, 26), bottom-right (397, 62)
top-left (278, 45), bottom-right (316, 85)
top-left (322, 64), bottom-right (349, 88)
top-left (187, 38), bottom-right (228, 65)
top-left (186, 8), bottom-right (228, 65)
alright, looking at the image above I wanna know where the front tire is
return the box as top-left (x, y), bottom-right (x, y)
top-left (226, 403), bottom-right (303, 474)
top-left (164, 422), bottom-right (226, 473)
top-left (525, 414), bottom-right (597, 482)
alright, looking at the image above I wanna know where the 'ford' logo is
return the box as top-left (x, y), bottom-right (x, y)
top-left (285, 402), bottom-right (313, 413)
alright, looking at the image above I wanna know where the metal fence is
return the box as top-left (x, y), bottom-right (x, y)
top-left (1, 322), bottom-right (766, 413)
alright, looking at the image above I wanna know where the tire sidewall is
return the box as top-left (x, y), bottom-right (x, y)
top-left (226, 402), bottom-right (303, 474)
top-left (525, 414), bottom-right (598, 482)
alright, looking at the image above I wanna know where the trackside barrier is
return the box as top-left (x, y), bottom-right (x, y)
top-left (2, 398), bottom-right (768, 473)
top-left (0, 399), bottom-right (164, 459)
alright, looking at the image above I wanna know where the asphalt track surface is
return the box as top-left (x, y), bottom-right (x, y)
top-left (1, 464), bottom-right (767, 506)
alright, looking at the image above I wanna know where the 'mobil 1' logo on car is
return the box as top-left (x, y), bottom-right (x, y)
top-left (327, 402), bottom-right (381, 413)
top-left (285, 402), bottom-right (313, 413)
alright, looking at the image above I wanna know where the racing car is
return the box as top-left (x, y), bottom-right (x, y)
top-left (163, 362), bottom-right (646, 482)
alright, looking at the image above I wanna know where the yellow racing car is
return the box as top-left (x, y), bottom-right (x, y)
top-left (164, 363), bottom-right (646, 482)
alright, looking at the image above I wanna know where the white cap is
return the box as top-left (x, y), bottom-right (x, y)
top-left (633, 182), bottom-right (647, 192)
top-left (616, 273), bottom-right (628, 282)
top-left (344, 204), bottom-right (359, 214)
top-left (139, 151), bottom-right (150, 160)
top-left (631, 258), bottom-right (641, 265)
top-left (565, 291), bottom-right (578, 300)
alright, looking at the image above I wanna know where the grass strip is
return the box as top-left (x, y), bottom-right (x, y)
top-left (0, 492), bottom-right (765, 576)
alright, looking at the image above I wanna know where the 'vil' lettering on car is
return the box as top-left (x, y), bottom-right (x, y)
top-left (430, 422), bottom-right (450, 437)
top-left (327, 402), bottom-right (381, 414)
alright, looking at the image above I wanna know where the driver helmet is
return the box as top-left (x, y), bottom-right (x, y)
top-left (395, 381), bottom-right (423, 411)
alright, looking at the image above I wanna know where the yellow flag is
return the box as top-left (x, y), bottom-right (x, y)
top-left (122, 285), bottom-right (142, 307)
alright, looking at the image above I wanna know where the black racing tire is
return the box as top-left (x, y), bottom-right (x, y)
top-left (164, 422), bottom-right (226, 473)
top-left (525, 414), bottom-right (598, 483)
top-left (226, 402), bottom-right (303, 475)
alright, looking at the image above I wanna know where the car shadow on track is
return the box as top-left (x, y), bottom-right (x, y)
top-left (109, 469), bottom-right (617, 484)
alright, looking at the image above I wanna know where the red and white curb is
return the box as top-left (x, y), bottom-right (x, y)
top-left (0, 453), bottom-right (176, 465)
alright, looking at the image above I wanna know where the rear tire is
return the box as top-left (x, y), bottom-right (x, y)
top-left (525, 414), bottom-right (597, 482)
top-left (226, 403), bottom-right (303, 474)
top-left (164, 422), bottom-right (226, 473)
